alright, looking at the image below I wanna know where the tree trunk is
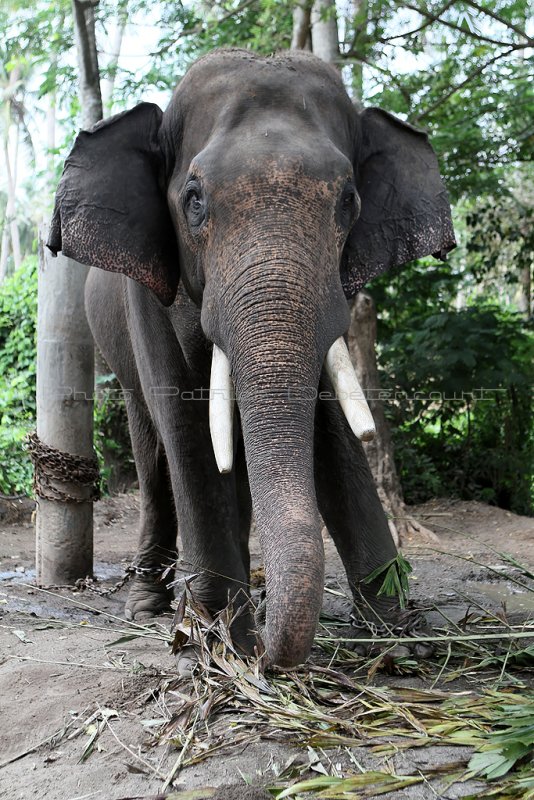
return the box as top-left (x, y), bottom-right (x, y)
top-left (45, 52), bottom-right (58, 188)
top-left (0, 134), bottom-right (21, 280)
top-left (350, 0), bottom-right (367, 100)
top-left (101, 1), bottom-right (128, 114)
top-left (0, 66), bottom-right (22, 281)
top-left (291, 2), bottom-right (312, 50)
top-left (46, 93), bottom-right (56, 186)
top-left (517, 264), bottom-right (531, 318)
top-left (72, 0), bottom-right (103, 128)
top-left (310, 0), bottom-right (340, 65)
top-left (0, 220), bottom-right (10, 284)
top-left (348, 292), bottom-right (438, 545)
top-left (7, 127), bottom-right (22, 271)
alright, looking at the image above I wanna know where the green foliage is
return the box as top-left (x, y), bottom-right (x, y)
top-left (375, 295), bottom-right (534, 514)
top-left (465, 186), bottom-right (534, 291)
top-left (0, 256), bottom-right (37, 494)
top-left (93, 378), bottom-right (134, 494)
top-left (107, 0), bottom-right (294, 103)
top-left (467, 696), bottom-right (534, 781)
top-left (343, 0), bottom-right (533, 201)
top-left (363, 553), bottom-right (413, 608)
top-left (0, 259), bottom-right (134, 496)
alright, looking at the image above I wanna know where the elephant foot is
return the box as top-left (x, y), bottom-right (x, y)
top-left (124, 573), bottom-right (174, 621)
top-left (172, 589), bottom-right (259, 675)
top-left (346, 602), bottom-right (434, 659)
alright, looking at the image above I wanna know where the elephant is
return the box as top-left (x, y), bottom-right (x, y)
top-left (48, 48), bottom-right (455, 669)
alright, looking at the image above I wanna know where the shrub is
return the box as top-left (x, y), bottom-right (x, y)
top-left (379, 305), bottom-right (534, 515)
top-left (0, 256), bottom-right (37, 494)
top-left (0, 258), bottom-right (133, 496)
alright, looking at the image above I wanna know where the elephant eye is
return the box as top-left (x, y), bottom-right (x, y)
top-left (183, 179), bottom-right (207, 230)
top-left (339, 183), bottom-right (360, 228)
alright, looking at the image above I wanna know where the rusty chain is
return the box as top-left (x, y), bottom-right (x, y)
top-left (50, 565), bottom-right (170, 597)
top-left (27, 431), bottom-right (101, 503)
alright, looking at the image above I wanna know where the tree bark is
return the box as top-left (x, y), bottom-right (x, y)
top-left (0, 66), bottom-right (22, 281)
top-left (7, 128), bottom-right (21, 271)
top-left (46, 89), bottom-right (56, 186)
top-left (350, 0), bottom-right (367, 100)
top-left (310, 0), bottom-right (340, 65)
top-left (72, 0), bottom-right (103, 128)
top-left (517, 264), bottom-right (531, 318)
top-left (0, 134), bottom-right (21, 280)
top-left (101, 1), bottom-right (128, 114)
top-left (348, 292), bottom-right (439, 545)
top-left (291, 2), bottom-right (312, 50)
top-left (0, 228), bottom-right (9, 283)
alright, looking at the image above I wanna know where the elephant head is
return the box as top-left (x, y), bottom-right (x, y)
top-left (48, 49), bottom-right (455, 667)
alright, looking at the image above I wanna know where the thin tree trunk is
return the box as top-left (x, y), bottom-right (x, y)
top-left (0, 226), bottom-right (10, 283)
top-left (72, 0), bottom-right (103, 128)
top-left (0, 66), bottom-right (22, 280)
top-left (517, 265), bottom-right (531, 317)
top-left (46, 90), bottom-right (56, 187)
top-left (45, 47), bottom-right (60, 189)
top-left (7, 127), bottom-right (21, 270)
top-left (349, 292), bottom-right (438, 545)
top-left (350, 0), bottom-right (367, 100)
top-left (101, 1), bottom-right (128, 114)
top-left (0, 134), bottom-right (21, 278)
top-left (291, 2), bottom-right (312, 50)
top-left (311, 0), bottom-right (340, 65)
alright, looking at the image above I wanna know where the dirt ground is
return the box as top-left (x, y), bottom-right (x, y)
top-left (1, 493), bottom-right (533, 800)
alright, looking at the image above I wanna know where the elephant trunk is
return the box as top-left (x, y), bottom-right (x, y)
top-left (223, 269), bottom-right (327, 667)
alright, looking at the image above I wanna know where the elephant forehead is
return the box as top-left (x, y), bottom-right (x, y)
top-left (163, 50), bottom-right (357, 164)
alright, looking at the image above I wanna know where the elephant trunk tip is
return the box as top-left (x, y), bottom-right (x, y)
top-left (264, 631), bottom-right (315, 669)
top-left (258, 544), bottom-right (324, 669)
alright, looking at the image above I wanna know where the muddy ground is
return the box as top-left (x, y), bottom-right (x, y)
top-left (0, 494), bottom-right (533, 800)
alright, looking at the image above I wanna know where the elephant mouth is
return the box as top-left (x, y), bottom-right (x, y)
top-left (208, 337), bottom-right (375, 474)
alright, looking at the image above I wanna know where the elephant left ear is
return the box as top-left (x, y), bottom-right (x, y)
top-left (341, 107), bottom-right (456, 298)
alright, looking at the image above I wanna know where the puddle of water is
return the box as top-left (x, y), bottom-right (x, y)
top-left (470, 581), bottom-right (534, 613)
top-left (1, 596), bottom-right (90, 620)
top-left (0, 561), bottom-right (122, 583)
top-left (0, 560), bottom-right (125, 619)
top-left (0, 568), bottom-right (36, 582)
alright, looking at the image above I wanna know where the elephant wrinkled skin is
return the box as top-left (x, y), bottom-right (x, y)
top-left (48, 49), bottom-right (455, 668)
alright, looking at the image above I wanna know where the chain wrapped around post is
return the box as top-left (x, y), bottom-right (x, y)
top-left (27, 431), bottom-right (101, 503)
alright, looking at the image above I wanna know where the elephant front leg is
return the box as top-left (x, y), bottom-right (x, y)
top-left (314, 376), bottom-right (432, 656)
top-left (151, 394), bottom-right (257, 660)
top-left (124, 395), bottom-right (177, 621)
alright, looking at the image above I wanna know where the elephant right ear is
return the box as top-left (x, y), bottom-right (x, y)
top-left (47, 103), bottom-right (179, 307)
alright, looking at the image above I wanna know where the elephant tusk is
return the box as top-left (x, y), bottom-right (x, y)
top-left (325, 337), bottom-right (376, 442)
top-left (209, 344), bottom-right (234, 474)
